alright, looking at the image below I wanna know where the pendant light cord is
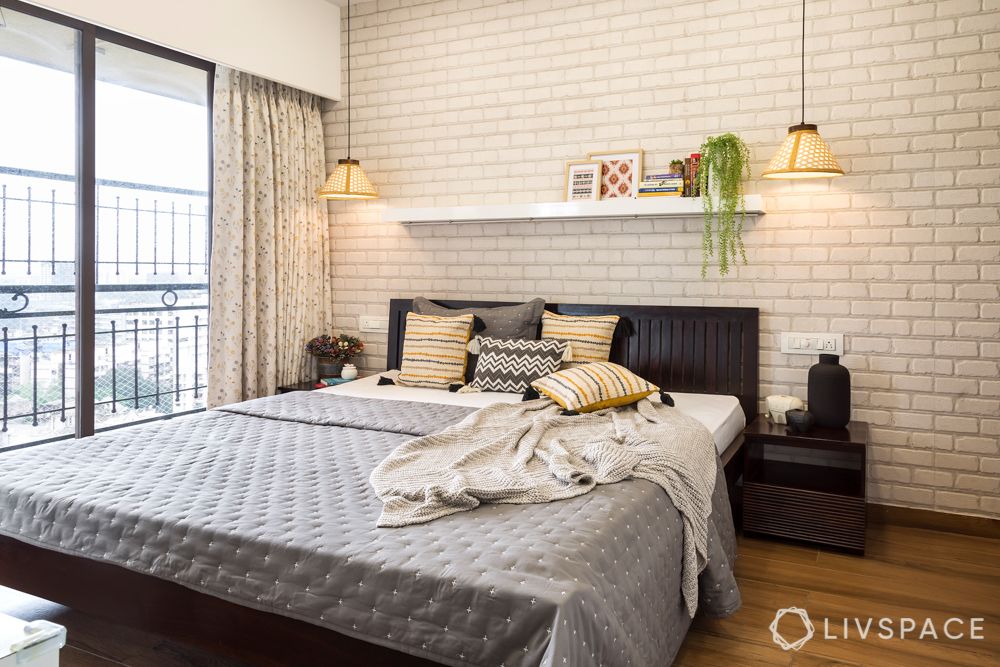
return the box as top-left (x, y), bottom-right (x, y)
top-left (347, 2), bottom-right (351, 160)
top-left (801, 0), bottom-right (806, 125)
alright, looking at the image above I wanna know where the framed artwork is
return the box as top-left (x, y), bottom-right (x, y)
top-left (587, 149), bottom-right (643, 199)
top-left (564, 160), bottom-right (602, 201)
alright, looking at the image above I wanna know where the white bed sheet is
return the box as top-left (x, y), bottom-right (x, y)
top-left (317, 371), bottom-right (745, 455)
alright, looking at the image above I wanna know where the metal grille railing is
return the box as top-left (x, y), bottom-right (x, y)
top-left (0, 166), bottom-right (210, 448)
top-left (1, 317), bottom-right (205, 429)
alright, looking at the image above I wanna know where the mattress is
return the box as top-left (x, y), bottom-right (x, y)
top-left (320, 372), bottom-right (746, 455)
top-left (0, 391), bottom-right (741, 667)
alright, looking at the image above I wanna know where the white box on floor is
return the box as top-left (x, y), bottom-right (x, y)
top-left (0, 614), bottom-right (65, 667)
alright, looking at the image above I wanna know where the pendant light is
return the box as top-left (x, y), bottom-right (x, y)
top-left (762, 0), bottom-right (844, 179)
top-left (319, 2), bottom-right (377, 199)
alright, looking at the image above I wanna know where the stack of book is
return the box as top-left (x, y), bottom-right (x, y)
top-left (637, 172), bottom-right (684, 197)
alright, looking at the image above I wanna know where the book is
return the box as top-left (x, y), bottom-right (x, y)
top-left (318, 376), bottom-right (355, 386)
top-left (690, 153), bottom-right (701, 197)
top-left (638, 187), bottom-right (684, 193)
top-left (640, 180), bottom-right (683, 188)
top-left (642, 172), bottom-right (678, 181)
top-left (683, 158), bottom-right (692, 196)
top-left (638, 191), bottom-right (683, 197)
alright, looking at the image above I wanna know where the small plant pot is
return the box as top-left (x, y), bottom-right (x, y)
top-left (316, 357), bottom-right (343, 379)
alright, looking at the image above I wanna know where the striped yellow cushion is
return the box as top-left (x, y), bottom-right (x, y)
top-left (396, 312), bottom-right (474, 389)
top-left (531, 362), bottom-right (658, 413)
top-left (541, 311), bottom-right (619, 365)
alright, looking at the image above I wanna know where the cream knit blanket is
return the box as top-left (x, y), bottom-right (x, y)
top-left (370, 397), bottom-right (719, 617)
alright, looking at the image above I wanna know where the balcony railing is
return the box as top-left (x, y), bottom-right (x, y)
top-left (0, 166), bottom-right (210, 449)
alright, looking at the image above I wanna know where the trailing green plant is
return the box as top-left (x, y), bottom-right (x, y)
top-left (697, 133), bottom-right (751, 277)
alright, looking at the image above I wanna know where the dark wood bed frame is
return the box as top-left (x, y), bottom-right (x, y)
top-left (0, 300), bottom-right (758, 666)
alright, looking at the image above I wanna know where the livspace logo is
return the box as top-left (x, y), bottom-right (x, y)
top-left (770, 607), bottom-right (986, 651)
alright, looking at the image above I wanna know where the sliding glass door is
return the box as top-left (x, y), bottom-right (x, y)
top-left (0, 7), bottom-right (81, 446)
top-left (0, 2), bottom-right (212, 448)
top-left (93, 40), bottom-right (211, 431)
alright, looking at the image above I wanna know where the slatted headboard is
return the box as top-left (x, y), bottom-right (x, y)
top-left (386, 299), bottom-right (759, 422)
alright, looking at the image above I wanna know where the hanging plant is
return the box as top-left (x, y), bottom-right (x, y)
top-left (697, 133), bottom-right (751, 277)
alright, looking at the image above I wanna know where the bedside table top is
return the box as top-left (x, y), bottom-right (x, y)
top-left (745, 416), bottom-right (869, 447)
top-left (277, 381), bottom-right (321, 393)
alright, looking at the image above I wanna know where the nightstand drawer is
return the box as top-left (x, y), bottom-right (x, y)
top-left (744, 483), bottom-right (866, 553)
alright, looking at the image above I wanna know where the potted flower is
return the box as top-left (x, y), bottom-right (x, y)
top-left (305, 334), bottom-right (364, 378)
top-left (696, 133), bottom-right (752, 277)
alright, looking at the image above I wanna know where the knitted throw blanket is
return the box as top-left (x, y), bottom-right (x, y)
top-left (370, 397), bottom-right (719, 617)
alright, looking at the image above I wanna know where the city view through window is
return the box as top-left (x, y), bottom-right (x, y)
top-left (0, 8), bottom-right (211, 448)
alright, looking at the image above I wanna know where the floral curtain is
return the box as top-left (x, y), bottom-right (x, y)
top-left (207, 66), bottom-right (333, 407)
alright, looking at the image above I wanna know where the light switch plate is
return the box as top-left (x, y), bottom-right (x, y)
top-left (359, 316), bottom-right (389, 333)
top-left (780, 332), bottom-right (844, 356)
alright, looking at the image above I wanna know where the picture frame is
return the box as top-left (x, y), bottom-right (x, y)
top-left (587, 149), bottom-right (644, 199)
top-left (564, 160), bottom-right (602, 201)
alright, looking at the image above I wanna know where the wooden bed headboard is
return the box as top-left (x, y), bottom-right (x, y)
top-left (387, 299), bottom-right (759, 422)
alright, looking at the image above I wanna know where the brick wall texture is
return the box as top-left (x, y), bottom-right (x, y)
top-left (321, 0), bottom-right (1000, 518)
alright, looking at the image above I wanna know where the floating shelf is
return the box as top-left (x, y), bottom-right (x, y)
top-left (382, 195), bottom-right (765, 225)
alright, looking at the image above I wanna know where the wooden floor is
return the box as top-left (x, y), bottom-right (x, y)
top-left (2, 523), bottom-right (997, 666)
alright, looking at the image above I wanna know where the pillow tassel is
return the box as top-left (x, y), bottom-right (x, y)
top-left (448, 383), bottom-right (465, 393)
top-left (616, 316), bottom-right (634, 338)
top-left (472, 315), bottom-right (487, 333)
top-left (466, 337), bottom-right (481, 355)
top-left (561, 409), bottom-right (580, 416)
top-left (561, 343), bottom-right (574, 363)
top-left (456, 384), bottom-right (481, 394)
top-left (522, 386), bottom-right (540, 401)
top-left (377, 376), bottom-right (396, 386)
top-left (659, 391), bottom-right (674, 407)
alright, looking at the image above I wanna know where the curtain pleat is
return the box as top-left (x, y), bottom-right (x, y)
top-left (207, 66), bottom-right (333, 407)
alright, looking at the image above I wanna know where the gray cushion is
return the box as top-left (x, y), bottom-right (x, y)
top-left (471, 337), bottom-right (567, 393)
top-left (412, 297), bottom-right (545, 340)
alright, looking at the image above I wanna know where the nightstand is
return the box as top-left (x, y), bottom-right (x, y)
top-left (742, 417), bottom-right (869, 554)
top-left (276, 381), bottom-right (320, 394)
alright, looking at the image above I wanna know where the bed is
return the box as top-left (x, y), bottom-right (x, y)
top-left (0, 300), bottom-right (758, 666)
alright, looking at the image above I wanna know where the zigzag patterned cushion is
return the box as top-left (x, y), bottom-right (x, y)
top-left (531, 361), bottom-right (658, 413)
top-left (396, 312), bottom-right (475, 389)
top-left (470, 337), bottom-right (568, 393)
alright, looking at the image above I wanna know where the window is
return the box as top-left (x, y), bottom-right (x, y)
top-left (0, 2), bottom-right (213, 449)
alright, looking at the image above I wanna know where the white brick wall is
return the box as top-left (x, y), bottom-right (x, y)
top-left (322, 0), bottom-right (1000, 518)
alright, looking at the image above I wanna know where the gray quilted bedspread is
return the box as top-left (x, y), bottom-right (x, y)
top-left (0, 392), bottom-right (740, 666)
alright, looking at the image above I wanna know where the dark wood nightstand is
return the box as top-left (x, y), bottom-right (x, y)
top-left (742, 417), bottom-right (869, 554)
top-left (276, 381), bottom-right (320, 394)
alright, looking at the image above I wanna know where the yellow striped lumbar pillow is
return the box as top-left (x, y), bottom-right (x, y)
top-left (396, 312), bottom-right (474, 389)
top-left (541, 311), bottom-right (619, 365)
top-left (531, 361), bottom-right (658, 413)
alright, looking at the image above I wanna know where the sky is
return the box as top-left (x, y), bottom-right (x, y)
top-left (0, 56), bottom-right (208, 190)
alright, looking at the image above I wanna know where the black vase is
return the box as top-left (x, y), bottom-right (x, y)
top-left (808, 354), bottom-right (851, 428)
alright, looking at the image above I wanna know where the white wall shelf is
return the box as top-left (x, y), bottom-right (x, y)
top-left (382, 195), bottom-right (764, 225)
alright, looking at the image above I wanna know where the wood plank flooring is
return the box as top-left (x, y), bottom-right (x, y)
top-left (1, 522), bottom-right (997, 666)
top-left (677, 523), bottom-right (1000, 666)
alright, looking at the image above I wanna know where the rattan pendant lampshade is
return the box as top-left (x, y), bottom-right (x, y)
top-left (319, 3), bottom-right (377, 200)
top-left (762, 0), bottom-right (844, 179)
top-left (319, 159), bottom-right (377, 199)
